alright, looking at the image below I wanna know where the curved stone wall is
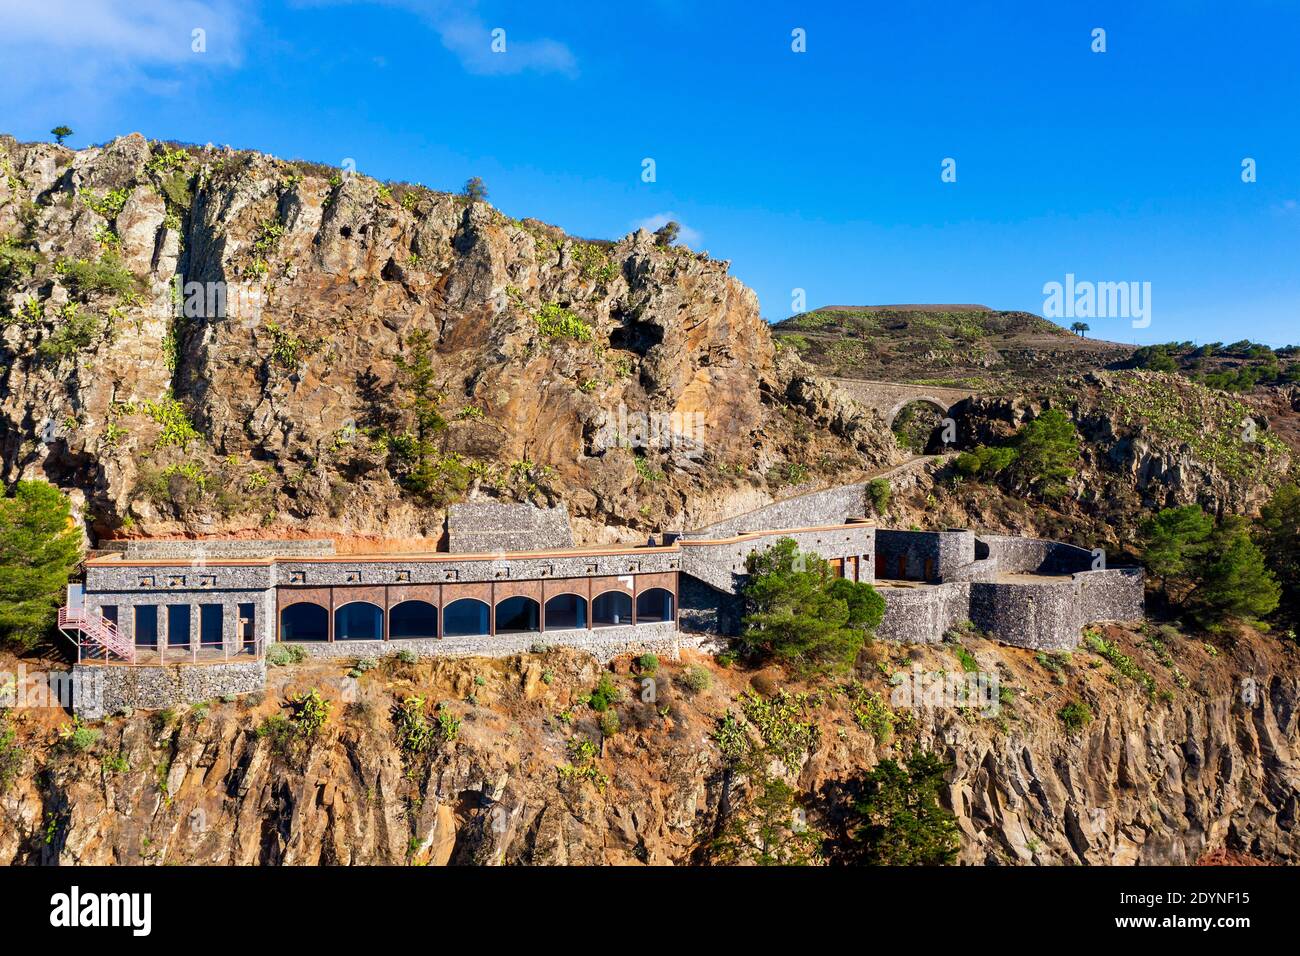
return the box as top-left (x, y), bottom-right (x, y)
top-left (976, 535), bottom-right (1095, 574)
top-left (876, 568), bottom-right (1145, 651)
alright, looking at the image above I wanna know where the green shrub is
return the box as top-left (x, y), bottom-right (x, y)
top-left (952, 644), bottom-right (979, 674)
top-left (56, 253), bottom-right (139, 298)
top-left (841, 750), bottom-right (959, 865)
top-left (843, 682), bottom-right (895, 742)
top-left (867, 478), bottom-right (891, 514)
top-left (740, 690), bottom-right (819, 772)
top-left (534, 302), bottom-right (592, 341)
top-left (633, 455), bottom-right (662, 482)
top-left (589, 673), bottom-right (621, 712)
top-left (954, 444), bottom-right (1017, 479)
top-left (393, 695), bottom-right (434, 756)
top-left (288, 688), bottom-right (331, 739)
top-left (1057, 700), bottom-right (1093, 732)
top-left (142, 393), bottom-right (200, 449)
top-left (681, 664), bottom-right (712, 692)
top-left (557, 737), bottom-right (609, 790)
top-left (80, 187), bottom-right (131, 221)
top-left (634, 653), bottom-right (659, 675)
top-left (266, 643), bottom-right (307, 666)
top-left (0, 717), bottom-right (24, 792)
top-left (100, 751), bottom-right (130, 774)
top-left (598, 710), bottom-right (620, 737)
top-left (437, 707), bottom-right (461, 742)
top-left (57, 717), bottom-right (101, 754)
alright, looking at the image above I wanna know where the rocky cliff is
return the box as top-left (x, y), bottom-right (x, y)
top-left (3, 622), bottom-right (1296, 865)
top-left (5, 621), bottom-right (1294, 868)
top-left (0, 134), bottom-right (895, 546)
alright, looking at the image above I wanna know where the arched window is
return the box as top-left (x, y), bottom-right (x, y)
top-left (635, 588), bottom-right (674, 623)
top-left (544, 593), bottom-right (587, 631)
top-left (390, 600), bottom-right (438, 640)
top-left (443, 598), bottom-right (490, 637)
top-left (495, 596), bottom-right (540, 634)
top-left (334, 602), bottom-right (383, 641)
top-left (592, 590), bottom-right (633, 627)
top-left (280, 602), bottom-right (328, 642)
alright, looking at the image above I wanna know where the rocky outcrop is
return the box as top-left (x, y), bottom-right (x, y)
top-left (0, 134), bottom-right (893, 547)
top-left (949, 371), bottom-right (1292, 521)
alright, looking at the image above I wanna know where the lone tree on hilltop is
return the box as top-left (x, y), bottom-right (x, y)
top-left (462, 177), bottom-right (488, 202)
top-left (0, 481), bottom-right (83, 651)
top-left (50, 125), bottom-right (73, 146)
top-left (1070, 321), bottom-right (1090, 337)
top-left (652, 221), bottom-right (680, 247)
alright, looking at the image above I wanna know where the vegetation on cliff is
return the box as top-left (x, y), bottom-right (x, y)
top-left (0, 481), bottom-right (81, 650)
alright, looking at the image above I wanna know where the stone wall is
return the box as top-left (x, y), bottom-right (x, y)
top-left (74, 660), bottom-right (266, 718)
top-left (122, 539), bottom-right (336, 559)
top-left (678, 575), bottom-right (744, 636)
top-left (875, 529), bottom-right (979, 581)
top-left (684, 485), bottom-right (869, 539)
top-left (1077, 568), bottom-right (1146, 624)
top-left (970, 579), bottom-right (1081, 651)
top-left (279, 620), bottom-right (685, 664)
top-left (447, 502), bottom-right (573, 553)
top-left (876, 583), bottom-right (972, 644)
top-left (977, 535), bottom-right (1095, 574)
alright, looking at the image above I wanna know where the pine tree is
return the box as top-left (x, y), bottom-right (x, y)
top-left (738, 538), bottom-right (884, 676)
top-left (1139, 504), bottom-right (1215, 603)
top-left (1191, 516), bottom-right (1280, 626)
top-left (1257, 483), bottom-right (1300, 619)
top-left (842, 750), bottom-right (959, 865)
top-left (711, 763), bottom-right (824, 866)
top-left (1008, 408), bottom-right (1079, 499)
top-left (0, 481), bottom-right (83, 650)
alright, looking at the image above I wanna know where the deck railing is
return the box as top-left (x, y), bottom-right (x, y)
top-left (58, 607), bottom-right (263, 666)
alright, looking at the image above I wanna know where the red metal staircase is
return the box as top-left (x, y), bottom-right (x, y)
top-left (58, 606), bottom-right (135, 663)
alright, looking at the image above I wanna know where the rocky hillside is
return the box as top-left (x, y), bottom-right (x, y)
top-left (0, 134), bottom-right (896, 546)
top-left (774, 305), bottom-right (1135, 391)
top-left (3, 621), bottom-right (1296, 865)
top-left (879, 371), bottom-right (1295, 556)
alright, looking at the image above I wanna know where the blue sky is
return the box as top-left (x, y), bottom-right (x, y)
top-left (2, 0), bottom-right (1298, 345)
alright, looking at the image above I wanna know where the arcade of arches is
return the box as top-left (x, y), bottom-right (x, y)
top-left (276, 579), bottom-right (676, 643)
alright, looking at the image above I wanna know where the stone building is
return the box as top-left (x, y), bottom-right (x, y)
top-left (61, 489), bottom-right (1143, 715)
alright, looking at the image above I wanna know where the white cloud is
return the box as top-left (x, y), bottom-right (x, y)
top-left (0, 0), bottom-right (249, 122)
top-left (633, 212), bottom-right (703, 248)
top-left (300, 0), bottom-right (577, 76)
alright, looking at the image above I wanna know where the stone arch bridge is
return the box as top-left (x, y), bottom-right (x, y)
top-left (830, 378), bottom-right (980, 427)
